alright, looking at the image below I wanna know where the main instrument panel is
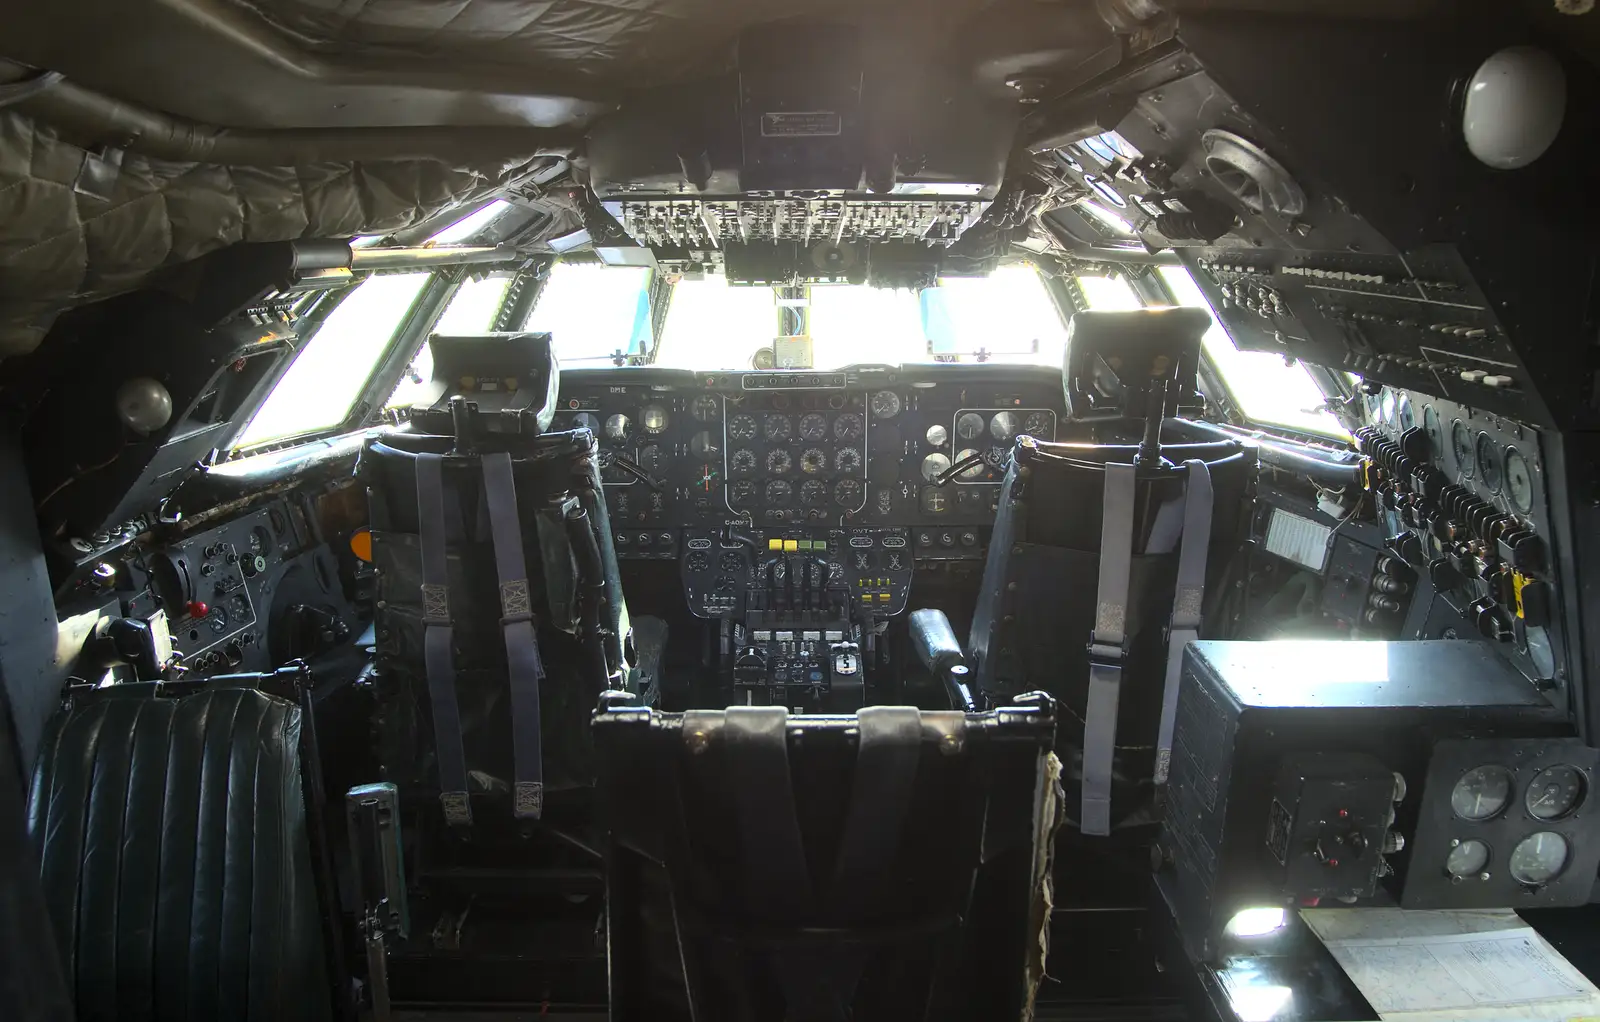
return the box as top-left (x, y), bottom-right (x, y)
top-left (549, 365), bottom-right (1064, 561)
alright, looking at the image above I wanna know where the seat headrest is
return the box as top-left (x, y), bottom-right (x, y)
top-left (406, 332), bottom-right (560, 435)
top-left (1063, 308), bottom-right (1210, 421)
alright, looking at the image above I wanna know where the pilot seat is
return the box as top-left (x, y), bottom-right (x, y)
top-left (910, 308), bottom-right (1259, 837)
top-left (358, 332), bottom-right (648, 826)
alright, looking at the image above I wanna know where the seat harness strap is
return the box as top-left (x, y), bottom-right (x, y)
top-left (483, 452), bottom-right (547, 820)
top-left (417, 453), bottom-right (471, 827)
top-left (1081, 461), bottom-right (1137, 837)
top-left (1155, 460), bottom-right (1213, 785)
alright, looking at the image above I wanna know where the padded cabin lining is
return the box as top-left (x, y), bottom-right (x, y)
top-left (0, 110), bottom-right (557, 356)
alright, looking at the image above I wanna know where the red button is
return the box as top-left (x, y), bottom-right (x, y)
top-left (187, 601), bottom-right (209, 618)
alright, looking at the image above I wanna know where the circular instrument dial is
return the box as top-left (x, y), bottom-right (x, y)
top-left (956, 412), bottom-right (986, 441)
top-left (834, 478), bottom-right (863, 507)
top-left (729, 414), bottom-right (758, 440)
top-left (1451, 420), bottom-right (1474, 478)
top-left (1525, 764), bottom-right (1586, 820)
top-left (605, 413), bottom-right (631, 440)
top-left (926, 424), bottom-right (948, 447)
top-left (990, 411), bottom-right (1019, 442)
top-left (764, 414), bottom-right (792, 441)
top-left (799, 413), bottom-right (828, 440)
top-left (1024, 412), bottom-right (1053, 438)
top-left (1379, 390), bottom-right (1396, 424)
top-left (871, 390), bottom-right (901, 419)
top-left (637, 444), bottom-right (667, 475)
top-left (1509, 831), bottom-right (1569, 885)
top-left (921, 453), bottom-right (952, 483)
top-left (690, 395), bottom-right (720, 422)
top-left (1396, 395), bottom-right (1414, 432)
top-left (1505, 447), bottom-right (1534, 513)
top-left (599, 451), bottom-right (634, 484)
top-left (799, 448), bottom-right (827, 475)
top-left (729, 480), bottom-right (757, 506)
top-left (800, 480), bottom-right (828, 506)
top-left (689, 431), bottom-right (721, 460)
top-left (695, 464), bottom-right (720, 491)
top-left (833, 413), bottom-right (863, 440)
top-left (766, 449), bottom-right (793, 474)
top-left (730, 449), bottom-right (758, 476)
top-left (1451, 764), bottom-right (1513, 821)
top-left (1445, 839), bottom-right (1491, 878)
top-left (1476, 433), bottom-right (1503, 492)
top-left (571, 411), bottom-right (600, 434)
top-left (640, 403), bottom-right (669, 432)
top-left (764, 480), bottom-right (792, 504)
top-left (1422, 405), bottom-right (1443, 457)
top-left (954, 448), bottom-right (985, 481)
top-left (834, 448), bottom-right (862, 475)
top-left (920, 486), bottom-right (949, 514)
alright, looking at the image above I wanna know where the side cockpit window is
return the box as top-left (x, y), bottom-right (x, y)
top-left (234, 272), bottom-right (431, 449)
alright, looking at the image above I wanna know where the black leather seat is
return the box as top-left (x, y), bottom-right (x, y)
top-left (359, 332), bottom-right (640, 825)
top-left (910, 308), bottom-right (1260, 835)
top-left (969, 436), bottom-right (1256, 701)
top-left (27, 684), bottom-right (331, 1021)
top-left (361, 428), bottom-right (637, 812)
top-left (971, 436), bottom-right (1256, 822)
top-left (593, 692), bottom-right (1062, 1021)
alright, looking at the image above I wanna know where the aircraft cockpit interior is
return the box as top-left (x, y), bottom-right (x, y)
top-left (5, 2), bottom-right (1600, 1019)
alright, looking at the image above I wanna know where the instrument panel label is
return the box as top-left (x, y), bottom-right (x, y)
top-left (760, 111), bottom-right (842, 137)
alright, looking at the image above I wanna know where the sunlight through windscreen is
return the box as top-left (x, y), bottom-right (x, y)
top-left (237, 273), bottom-right (429, 447)
top-left (656, 276), bottom-right (777, 369)
top-left (929, 267), bottom-right (1068, 364)
top-left (525, 263), bottom-right (653, 364)
top-left (428, 200), bottom-right (510, 244)
top-left (388, 275), bottom-right (512, 409)
top-left (807, 286), bottom-right (922, 367)
top-left (656, 265), bottom-right (1064, 368)
top-left (1157, 266), bottom-right (1346, 437)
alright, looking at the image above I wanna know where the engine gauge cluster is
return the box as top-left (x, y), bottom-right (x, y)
top-left (947, 408), bottom-right (1057, 484)
top-left (718, 389), bottom-right (871, 522)
top-left (1405, 738), bottom-right (1600, 910)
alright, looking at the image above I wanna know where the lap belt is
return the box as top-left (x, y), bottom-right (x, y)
top-left (483, 452), bottom-right (547, 820)
top-left (1081, 462), bottom-right (1136, 837)
top-left (416, 453), bottom-right (472, 827)
top-left (1155, 460), bottom-right (1213, 785)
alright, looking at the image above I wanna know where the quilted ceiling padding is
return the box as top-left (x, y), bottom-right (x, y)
top-left (0, 110), bottom-right (552, 356)
top-left (230, 0), bottom-right (1006, 87)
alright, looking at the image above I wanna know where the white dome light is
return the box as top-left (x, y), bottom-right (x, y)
top-left (1462, 46), bottom-right (1566, 170)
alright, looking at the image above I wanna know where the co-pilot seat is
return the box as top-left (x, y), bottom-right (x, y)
top-left (359, 331), bottom-right (640, 827)
top-left (911, 309), bottom-right (1258, 836)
